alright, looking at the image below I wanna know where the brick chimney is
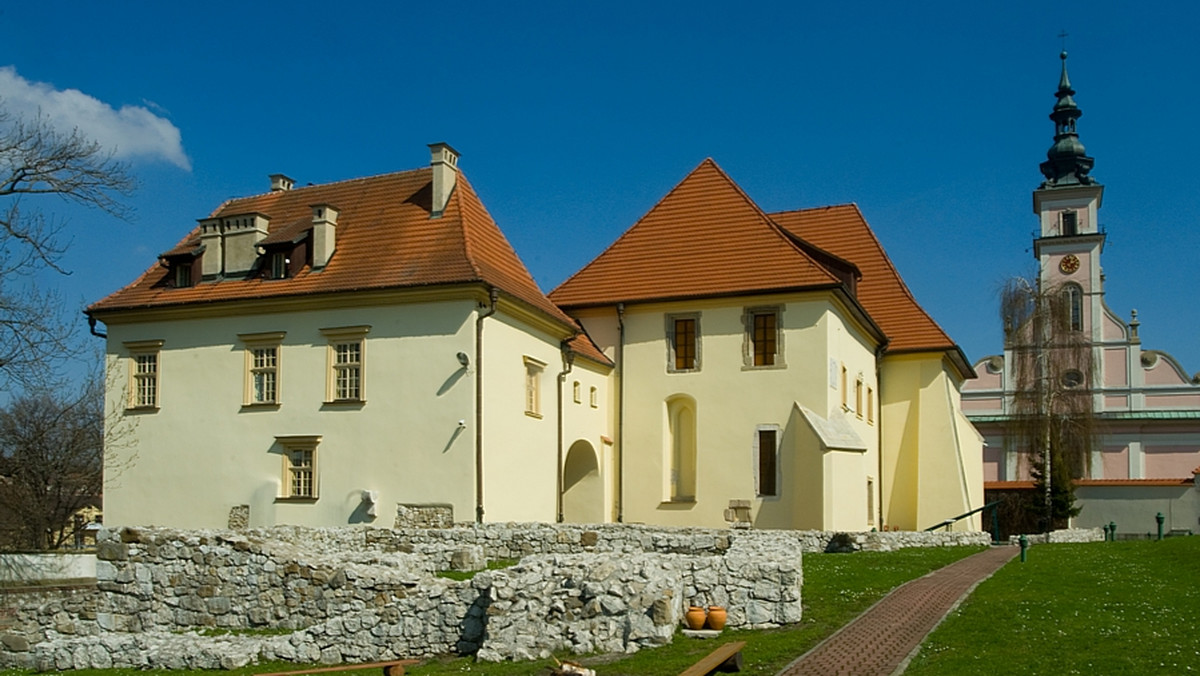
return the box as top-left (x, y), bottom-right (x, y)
top-left (311, 204), bottom-right (339, 269)
top-left (428, 143), bottom-right (459, 217)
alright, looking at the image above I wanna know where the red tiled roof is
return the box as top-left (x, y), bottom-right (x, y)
top-left (549, 159), bottom-right (842, 308)
top-left (770, 205), bottom-right (971, 374)
top-left (89, 168), bottom-right (574, 329)
top-left (566, 330), bottom-right (613, 367)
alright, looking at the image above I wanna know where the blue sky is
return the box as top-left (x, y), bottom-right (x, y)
top-left (3, 2), bottom-right (1198, 375)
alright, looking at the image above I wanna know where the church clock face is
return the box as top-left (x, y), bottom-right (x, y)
top-left (1059, 254), bottom-right (1080, 274)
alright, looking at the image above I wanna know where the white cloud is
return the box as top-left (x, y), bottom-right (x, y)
top-left (0, 66), bottom-right (190, 171)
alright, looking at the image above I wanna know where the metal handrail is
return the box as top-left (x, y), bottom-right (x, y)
top-left (924, 500), bottom-right (1003, 543)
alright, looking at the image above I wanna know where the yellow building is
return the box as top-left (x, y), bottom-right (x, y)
top-left (90, 147), bottom-right (981, 532)
top-left (552, 160), bottom-right (982, 531)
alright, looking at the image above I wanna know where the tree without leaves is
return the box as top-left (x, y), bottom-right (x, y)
top-left (1001, 276), bottom-right (1095, 530)
top-left (0, 105), bottom-right (134, 388)
top-left (0, 380), bottom-right (102, 550)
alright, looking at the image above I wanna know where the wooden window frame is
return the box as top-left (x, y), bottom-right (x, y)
top-left (754, 425), bottom-right (781, 498)
top-left (124, 340), bottom-right (164, 411)
top-left (524, 356), bottom-right (546, 418)
top-left (276, 435), bottom-right (322, 501)
top-left (743, 306), bottom-right (784, 369)
top-left (320, 326), bottom-right (370, 404)
top-left (666, 313), bottom-right (701, 373)
top-left (239, 332), bottom-right (285, 407)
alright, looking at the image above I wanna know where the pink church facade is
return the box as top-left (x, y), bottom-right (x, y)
top-left (961, 53), bottom-right (1200, 535)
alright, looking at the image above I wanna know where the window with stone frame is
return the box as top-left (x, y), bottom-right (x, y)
top-left (240, 332), bottom-right (285, 406)
top-left (744, 306), bottom-right (783, 368)
top-left (124, 340), bottom-right (164, 410)
top-left (276, 435), bottom-right (321, 500)
top-left (667, 313), bottom-right (700, 372)
top-left (524, 356), bottom-right (546, 417)
top-left (320, 326), bottom-right (370, 403)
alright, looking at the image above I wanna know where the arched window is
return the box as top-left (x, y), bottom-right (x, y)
top-left (665, 395), bottom-right (697, 501)
top-left (1063, 284), bottom-right (1083, 332)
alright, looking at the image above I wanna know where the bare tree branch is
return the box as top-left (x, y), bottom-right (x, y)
top-left (1001, 276), bottom-right (1096, 530)
top-left (0, 103), bottom-right (134, 387)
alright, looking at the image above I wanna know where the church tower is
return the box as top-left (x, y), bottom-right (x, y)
top-left (1031, 51), bottom-right (1106, 344)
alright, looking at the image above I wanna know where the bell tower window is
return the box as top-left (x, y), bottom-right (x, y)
top-left (1060, 210), bottom-right (1078, 236)
top-left (1063, 283), bottom-right (1083, 332)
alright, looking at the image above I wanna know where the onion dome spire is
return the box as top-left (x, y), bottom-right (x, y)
top-left (1039, 51), bottom-right (1096, 187)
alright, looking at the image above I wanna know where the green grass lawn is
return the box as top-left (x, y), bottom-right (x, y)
top-left (905, 537), bottom-right (1200, 675)
top-left (0, 545), bottom-right (980, 676)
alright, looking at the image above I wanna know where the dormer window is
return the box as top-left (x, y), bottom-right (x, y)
top-left (174, 264), bottom-right (192, 288)
top-left (270, 252), bottom-right (289, 280)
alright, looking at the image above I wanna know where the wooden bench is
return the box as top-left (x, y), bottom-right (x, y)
top-left (678, 640), bottom-right (746, 676)
top-left (256, 659), bottom-right (421, 676)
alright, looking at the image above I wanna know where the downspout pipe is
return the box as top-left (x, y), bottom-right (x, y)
top-left (556, 342), bottom-right (576, 522)
top-left (874, 341), bottom-right (886, 529)
top-left (475, 287), bottom-right (498, 524)
top-left (86, 312), bottom-right (106, 339)
top-left (616, 303), bottom-right (626, 522)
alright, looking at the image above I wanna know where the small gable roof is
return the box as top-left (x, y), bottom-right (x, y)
top-left (770, 205), bottom-right (974, 378)
top-left (550, 159), bottom-right (842, 308)
top-left (89, 168), bottom-right (574, 330)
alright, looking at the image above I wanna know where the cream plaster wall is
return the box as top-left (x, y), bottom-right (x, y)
top-left (560, 358), bottom-right (615, 523)
top-left (104, 299), bottom-right (481, 529)
top-left (478, 313), bottom-right (563, 523)
top-left (610, 293), bottom-right (880, 531)
top-left (879, 354), bottom-right (983, 531)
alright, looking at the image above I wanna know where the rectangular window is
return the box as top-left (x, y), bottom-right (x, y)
top-left (867, 386), bottom-right (875, 424)
top-left (525, 356), bottom-right (545, 417)
top-left (174, 264), bottom-right (192, 288)
top-left (841, 365), bottom-right (848, 409)
top-left (867, 477), bottom-right (875, 525)
top-left (590, 386), bottom-right (598, 408)
top-left (744, 307), bottom-right (783, 368)
top-left (252, 347), bottom-right (279, 403)
top-left (240, 332), bottom-right (285, 406)
top-left (321, 326), bottom-right (370, 403)
top-left (270, 252), bottom-right (288, 280)
top-left (277, 435), bottom-right (321, 500)
top-left (134, 354), bottom-right (159, 407)
top-left (289, 449), bottom-right (314, 497)
top-left (667, 313), bottom-right (700, 372)
top-left (755, 427), bottom-right (779, 497)
top-left (1061, 210), bottom-right (1078, 236)
top-left (855, 375), bottom-right (864, 418)
top-left (124, 340), bottom-right (164, 410)
top-left (573, 381), bottom-right (581, 404)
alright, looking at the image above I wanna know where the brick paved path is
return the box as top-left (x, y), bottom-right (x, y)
top-left (777, 545), bottom-right (1018, 676)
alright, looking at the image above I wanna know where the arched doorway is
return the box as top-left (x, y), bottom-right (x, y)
top-left (562, 440), bottom-right (603, 523)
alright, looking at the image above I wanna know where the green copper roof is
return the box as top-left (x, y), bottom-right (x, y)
top-left (1039, 51), bottom-right (1097, 188)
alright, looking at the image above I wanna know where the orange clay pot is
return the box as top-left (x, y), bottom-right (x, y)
top-left (685, 606), bottom-right (707, 630)
top-left (705, 605), bottom-right (727, 630)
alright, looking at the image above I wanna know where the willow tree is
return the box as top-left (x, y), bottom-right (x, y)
top-left (1002, 276), bottom-right (1095, 530)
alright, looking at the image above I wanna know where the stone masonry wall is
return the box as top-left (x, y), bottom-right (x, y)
top-left (0, 523), bottom-right (988, 670)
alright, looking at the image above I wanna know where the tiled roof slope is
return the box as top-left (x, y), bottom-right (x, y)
top-left (89, 168), bottom-right (575, 328)
top-left (771, 205), bottom-right (973, 377)
top-left (770, 205), bottom-right (954, 354)
top-left (549, 159), bottom-right (842, 308)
